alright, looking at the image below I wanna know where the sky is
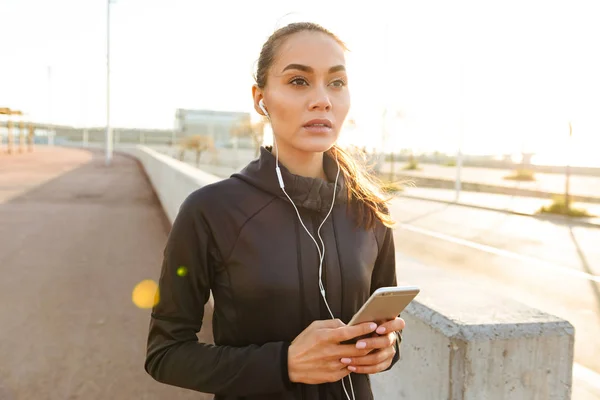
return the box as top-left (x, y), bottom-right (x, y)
top-left (1, 0), bottom-right (599, 165)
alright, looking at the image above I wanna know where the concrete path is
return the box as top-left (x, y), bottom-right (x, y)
top-left (0, 147), bottom-right (212, 400)
top-left (400, 186), bottom-right (600, 228)
top-left (380, 161), bottom-right (600, 200)
top-left (389, 197), bottom-right (600, 399)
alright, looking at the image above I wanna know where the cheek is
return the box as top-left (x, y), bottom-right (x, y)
top-left (334, 93), bottom-right (351, 120)
top-left (270, 94), bottom-right (302, 134)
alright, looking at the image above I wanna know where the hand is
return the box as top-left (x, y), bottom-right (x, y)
top-left (340, 317), bottom-right (405, 374)
top-left (288, 319), bottom-right (378, 384)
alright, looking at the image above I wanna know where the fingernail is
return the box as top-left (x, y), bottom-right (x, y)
top-left (356, 341), bottom-right (366, 349)
top-left (369, 323), bottom-right (377, 330)
top-left (341, 358), bottom-right (351, 364)
top-left (348, 366), bottom-right (357, 372)
top-left (376, 326), bottom-right (386, 334)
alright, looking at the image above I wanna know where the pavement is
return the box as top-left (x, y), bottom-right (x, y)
top-left (389, 196), bottom-right (600, 399)
top-left (399, 186), bottom-right (600, 229)
top-left (379, 161), bottom-right (600, 200)
top-left (0, 147), bottom-right (213, 400)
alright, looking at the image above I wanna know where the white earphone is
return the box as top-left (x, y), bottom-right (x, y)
top-left (259, 99), bottom-right (354, 400)
top-left (258, 99), bottom-right (269, 117)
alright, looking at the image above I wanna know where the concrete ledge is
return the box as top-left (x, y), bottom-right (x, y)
top-left (127, 145), bottom-right (575, 399)
top-left (121, 145), bottom-right (220, 224)
top-left (371, 261), bottom-right (574, 399)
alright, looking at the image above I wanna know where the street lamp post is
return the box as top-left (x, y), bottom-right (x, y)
top-left (47, 66), bottom-right (54, 146)
top-left (565, 122), bottom-right (573, 210)
top-left (455, 64), bottom-right (465, 202)
top-left (105, 0), bottom-right (113, 166)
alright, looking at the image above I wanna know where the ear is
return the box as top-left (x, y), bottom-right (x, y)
top-left (252, 85), bottom-right (267, 116)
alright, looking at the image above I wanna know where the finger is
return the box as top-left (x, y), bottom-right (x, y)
top-left (375, 317), bottom-right (406, 335)
top-left (355, 332), bottom-right (396, 350)
top-left (347, 357), bottom-right (394, 374)
top-left (330, 322), bottom-right (377, 343)
top-left (343, 347), bottom-right (393, 366)
top-left (327, 360), bottom-right (348, 371)
top-left (326, 343), bottom-right (373, 359)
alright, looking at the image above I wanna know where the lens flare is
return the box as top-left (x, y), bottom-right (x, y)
top-left (132, 279), bottom-right (159, 309)
top-left (177, 266), bottom-right (188, 277)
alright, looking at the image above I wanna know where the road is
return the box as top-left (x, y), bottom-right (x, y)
top-left (388, 196), bottom-right (600, 399)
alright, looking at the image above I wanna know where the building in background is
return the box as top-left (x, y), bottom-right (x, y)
top-left (174, 109), bottom-right (252, 148)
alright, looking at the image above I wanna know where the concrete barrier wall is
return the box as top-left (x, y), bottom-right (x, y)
top-left (370, 270), bottom-right (574, 399)
top-left (122, 145), bottom-right (220, 224)
top-left (128, 145), bottom-right (575, 399)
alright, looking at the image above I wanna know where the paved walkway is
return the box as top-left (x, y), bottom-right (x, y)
top-left (0, 147), bottom-right (212, 400)
top-left (401, 186), bottom-right (600, 228)
top-left (380, 161), bottom-right (600, 200)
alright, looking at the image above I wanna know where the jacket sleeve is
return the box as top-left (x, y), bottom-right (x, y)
top-left (144, 195), bottom-right (292, 396)
top-left (370, 225), bottom-right (401, 372)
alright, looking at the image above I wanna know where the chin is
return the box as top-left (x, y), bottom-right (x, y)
top-left (292, 135), bottom-right (338, 154)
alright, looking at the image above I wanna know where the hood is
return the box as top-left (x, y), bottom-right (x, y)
top-left (232, 146), bottom-right (347, 212)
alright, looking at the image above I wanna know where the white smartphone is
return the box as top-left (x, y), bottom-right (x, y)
top-left (348, 286), bottom-right (420, 326)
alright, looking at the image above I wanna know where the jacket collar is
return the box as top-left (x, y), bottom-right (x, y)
top-left (233, 146), bottom-right (347, 212)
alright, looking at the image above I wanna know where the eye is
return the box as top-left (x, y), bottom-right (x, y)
top-left (290, 77), bottom-right (309, 86)
top-left (329, 78), bottom-right (347, 88)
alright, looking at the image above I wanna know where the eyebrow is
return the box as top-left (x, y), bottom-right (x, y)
top-left (281, 64), bottom-right (346, 74)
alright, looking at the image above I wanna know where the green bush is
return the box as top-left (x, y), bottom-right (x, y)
top-left (403, 159), bottom-right (420, 171)
top-left (537, 195), bottom-right (592, 218)
top-left (504, 169), bottom-right (536, 181)
top-left (443, 159), bottom-right (456, 167)
top-left (382, 181), bottom-right (404, 194)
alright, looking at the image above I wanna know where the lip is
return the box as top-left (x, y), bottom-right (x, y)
top-left (303, 119), bottom-right (333, 129)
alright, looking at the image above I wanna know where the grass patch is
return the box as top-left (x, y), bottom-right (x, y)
top-left (375, 174), bottom-right (413, 195)
top-left (403, 159), bottom-right (421, 171)
top-left (443, 159), bottom-right (456, 167)
top-left (382, 181), bottom-right (405, 194)
top-left (537, 195), bottom-right (593, 218)
top-left (504, 169), bottom-right (536, 181)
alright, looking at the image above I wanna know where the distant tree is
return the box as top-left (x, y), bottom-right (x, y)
top-left (178, 135), bottom-right (215, 166)
top-left (231, 117), bottom-right (266, 157)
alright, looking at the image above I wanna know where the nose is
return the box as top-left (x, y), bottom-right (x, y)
top-left (309, 86), bottom-right (332, 112)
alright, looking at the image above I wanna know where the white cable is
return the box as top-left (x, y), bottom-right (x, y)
top-left (268, 111), bottom-right (355, 400)
top-left (276, 147), bottom-right (355, 400)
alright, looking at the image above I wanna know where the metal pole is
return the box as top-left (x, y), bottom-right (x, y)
top-left (7, 119), bottom-right (13, 154)
top-left (47, 66), bottom-right (54, 146)
top-left (105, 0), bottom-right (113, 166)
top-left (19, 120), bottom-right (25, 153)
top-left (455, 63), bottom-right (464, 202)
top-left (565, 122), bottom-right (572, 210)
top-left (83, 128), bottom-right (89, 148)
top-left (28, 123), bottom-right (34, 152)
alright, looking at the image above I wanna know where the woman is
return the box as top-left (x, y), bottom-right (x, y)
top-left (145, 22), bottom-right (406, 400)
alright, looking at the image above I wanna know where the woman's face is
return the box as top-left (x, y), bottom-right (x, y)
top-left (254, 31), bottom-right (350, 154)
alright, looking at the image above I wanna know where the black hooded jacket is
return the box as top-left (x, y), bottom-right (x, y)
top-left (145, 147), bottom-right (400, 399)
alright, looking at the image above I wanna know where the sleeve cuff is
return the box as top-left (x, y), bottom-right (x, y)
top-left (280, 342), bottom-right (293, 389)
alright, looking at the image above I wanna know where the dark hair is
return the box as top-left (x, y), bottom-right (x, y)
top-left (255, 22), bottom-right (395, 229)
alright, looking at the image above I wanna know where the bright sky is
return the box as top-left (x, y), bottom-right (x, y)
top-left (1, 0), bottom-right (599, 165)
